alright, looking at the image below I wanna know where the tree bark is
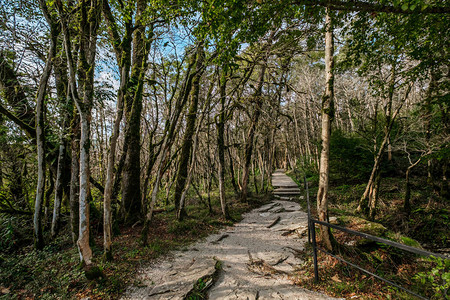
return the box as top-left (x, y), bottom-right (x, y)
top-left (102, 0), bottom-right (133, 259)
top-left (51, 98), bottom-right (69, 238)
top-left (241, 62), bottom-right (268, 202)
top-left (121, 0), bottom-right (153, 223)
top-left (69, 111), bottom-right (80, 245)
top-left (144, 50), bottom-right (197, 226)
top-left (174, 44), bottom-right (205, 220)
top-left (316, 9), bottom-right (334, 251)
top-left (217, 70), bottom-right (229, 218)
top-left (33, 9), bottom-right (58, 249)
top-left (57, 0), bottom-right (101, 265)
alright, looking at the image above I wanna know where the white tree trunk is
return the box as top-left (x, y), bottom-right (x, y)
top-left (33, 24), bottom-right (56, 249)
top-left (77, 114), bottom-right (93, 264)
top-left (316, 9), bottom-right (334, 251)
top-left (103, 65), bottom-right (126, 260)
top-left (51, 137), bottom-right (66, 238)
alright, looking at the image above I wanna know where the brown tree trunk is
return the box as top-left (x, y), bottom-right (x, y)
top-left (51, 129), bottom-right (66, 238)
top-left (358, 74), bottom-right (410, 218)
top-left (144, 50), bottom-right (197, 226)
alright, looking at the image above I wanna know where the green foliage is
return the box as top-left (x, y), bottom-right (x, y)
top-left (0, 216), bottom-right (15, 252)
top-left (169, 219), bottom-right (201, 235)
top-left (407, 208), bottom-right (450, 249)
top-left (329, 130), bottom-right (373, 182)
top-left (0, 244), bottom-right (83, 299)
top-left (0, 215), bottom-right (31, 253)
top-left (414, 256), bottom-right (450, 299)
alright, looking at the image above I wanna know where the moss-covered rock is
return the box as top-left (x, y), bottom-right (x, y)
top-left (385, 232), bottom-right (423, 249)
top-left (84, 265), bottom-right (105, 281)
top-left (337, 216), bottom-right (388, 236)
top-left (337, 215), bottom-right (388, 246)
top-left (336, 215), bottom-right (423, 249)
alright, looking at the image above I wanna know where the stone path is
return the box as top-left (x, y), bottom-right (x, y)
top-left (272, 169), bottom-right (302, 197)
top-left (122, 172), bottom-right (338, 300)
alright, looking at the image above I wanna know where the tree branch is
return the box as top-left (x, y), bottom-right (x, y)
top-left (292, 0), bottom-right (450, 14)
top-left (0, 102), bottom-right (36, 138)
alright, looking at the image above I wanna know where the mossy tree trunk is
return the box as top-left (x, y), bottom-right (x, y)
top-left (69, 110), bottom-right (80, 245)
top-left (121, 0), bottom-right (153, 224)
top-left (57, 0), bottom-right (102, 266)
top-left (33, 0), bottom-right (58, 249)
top-left (101, 0), bottom-right (134, 259)
top-left (51, 53), bottom-right (71, 239)
top-left (174, 44), bottom-right (205, 220)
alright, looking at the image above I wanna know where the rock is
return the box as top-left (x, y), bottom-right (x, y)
top-left (337, 216), bottom-right (387, 236)
top-left (337, 215), bottom-right (388, 246)
top-left (269, 206), bottom-right (286, 213)
top-left (385, 232), bottom-right (423, 249)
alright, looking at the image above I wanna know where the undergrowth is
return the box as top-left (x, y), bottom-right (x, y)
top-left (289, 166), bottom-right (449, 300)
top-left (0, 194), bottom-right (270, 299)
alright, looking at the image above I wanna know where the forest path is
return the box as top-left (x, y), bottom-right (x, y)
top-left (272, 169), bottom-right (302, 197)
top-left (122, 173), bottom-right (338, 300)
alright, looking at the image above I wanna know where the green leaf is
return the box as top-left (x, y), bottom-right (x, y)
top-left (401, 4), bottom-right (409, 11)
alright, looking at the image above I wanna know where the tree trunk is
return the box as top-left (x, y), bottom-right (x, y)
top-left (121, 0), bottom-right (153, 224)
top-left (403, 159), bottom-right (423, 215)
top-left (218, 71), bottom-right (229, 218)
top-left (101, 0), bottom-right (133, 256)
top-left (43, 170), bottom-right (54, 230)
top-left (77, 113), bottom-right (93, 264)
top-left (368, 170), bottom-right (381, 220)
top-left (69, 113), bottom-right (80, 245)
top-left (358, 76), bottom-right (410, 218)
top-left (57, 0), bottom-right (101, 265)
top-left (143, 52), bottom-right (197, 229)
top-left (33, 17), bottom-right (57, 249)
top-left (241, 62), bottom-right (268, 202)
top-left (103, 66), bottom-right (126, 260)
top-left (33, 92), bottom-right (46, 250)
top-left (425, 72), bottom-right (437, 188)
top-left (316, 9), bottom-right (334, 251)
top-left (174, 44), bottom-right (204, 220)
top-left (51, 124), bottom-right (67, 238)
top-left (227, 129), bottom-right (240, 195)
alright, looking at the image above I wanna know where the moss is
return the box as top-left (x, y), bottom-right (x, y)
top-left (385, 232), bottom-right (422, 249)
top-left (337, 215), bottom-right (387, 237)
top-left (84, 265), bottom-right (105, 281)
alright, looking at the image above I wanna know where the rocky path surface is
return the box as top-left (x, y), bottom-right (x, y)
top-left (272, 169), bottom-right (302, 198)
top-left (122, 197), bottom-right (338, 300)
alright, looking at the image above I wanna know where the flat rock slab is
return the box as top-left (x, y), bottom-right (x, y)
top-left (122, 200), bottom-right (339, 300)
